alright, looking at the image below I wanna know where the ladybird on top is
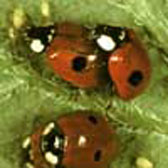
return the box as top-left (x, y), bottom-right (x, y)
top-left (22, 112), bottom-right (118, 168)
top-left (92, 25), bottom-right (151, 100)
top-left (25, 22), bottom-right (151, 100)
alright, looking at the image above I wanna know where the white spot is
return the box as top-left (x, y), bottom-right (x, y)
top-left (22, 137), bottom-right (31, 149)
top-left (54, 136), bottom-right (60, 149)
top-left (119, 31), bottom-right (126, 41)
top-left (45, 152), bottom-right (58, 165)
top-left (96, 34), bottom-right (116, 51)
top-left (136, 157), bottom-right (153, 168)
top-left (25, 162), bottom-right (34, 168)
top-left (43, 122), bottom-right (55, 135)
top-left (50, 29), bottom-right (55, 34)
top-left (30, 39), bottom-right (45, 53)
top-left (78, 135), bottom-right (87, 147)
top-left (87, 55), bottom-right (97, 62)
top-left (13, 8), bottom-right (25, 29)
top-left (48, 34), bottom-right (53, 42)
top-left (41, 0), bottom-right (50, 17)
top-left (50, 53), bottom-right (58, 59)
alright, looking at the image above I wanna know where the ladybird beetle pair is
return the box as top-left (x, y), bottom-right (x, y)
top-left (26, 22), bottom-right (151, 100)
top-left (22, 112), bottom-right (118, 168)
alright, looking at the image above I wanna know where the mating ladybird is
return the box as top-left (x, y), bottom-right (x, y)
top-left (46, 23), bottom-right (109, 88)
top-left (22, 112), bottom-right (118, 168)
top-left (108, 30), bottom-right (151, 100)
top-left (91, 25), bottom-right (151, 100)
top-left (25, 22), bottom-right (108, 88)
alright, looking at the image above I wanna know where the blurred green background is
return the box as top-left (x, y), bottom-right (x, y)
top-left (0, 0), bottom-right (168, 168)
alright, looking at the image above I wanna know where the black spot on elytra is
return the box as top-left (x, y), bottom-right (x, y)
top-left (72, 56), bottom-right (87, 72)
top-left (88, 115), bottom-right (98, 125)
top-left (94, 150), bottom-right (102, 161)
top-left (128, 70), bottom-right (143, 87)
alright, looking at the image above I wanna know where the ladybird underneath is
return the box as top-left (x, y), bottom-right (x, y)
top-left (108, 30), bottom-right (151, 100)
top-left (22, 112), bottom-right (119, 168)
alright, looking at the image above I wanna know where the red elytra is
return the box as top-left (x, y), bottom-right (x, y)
top-left (108, 30), bottom-right (151, 100)
top-left (22, 112), bottom-right (119, 168)
top-left (46, 36), bottom-right (107, 88)
top-left (57, 112), bottom-right (118, 168)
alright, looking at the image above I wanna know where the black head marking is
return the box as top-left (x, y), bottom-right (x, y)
top-left (26, 25), bottom-right (56, 52)
top-left (22, 137), bottom-right (34, 168)
top-left (93, 25), bottom-right (129, 52)
top-left (41, 122), bottom-right (64, 166)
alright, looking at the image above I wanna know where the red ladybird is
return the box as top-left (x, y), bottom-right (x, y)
top-left (108, 30), bottom-right (151, 100)
top-left (46, 36), bottom-right (107, 88)
top-left (22, 112), bottom-right (119, 168)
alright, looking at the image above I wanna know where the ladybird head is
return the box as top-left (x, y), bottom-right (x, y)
top-left (91, 25), bottom-right (128, 52)
top-left (25, 25), bottom-right (56, 53)
top-left (22, 122), bottom-right (65, 168)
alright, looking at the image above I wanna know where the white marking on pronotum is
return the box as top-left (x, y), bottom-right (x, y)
top-left (25, 162), bottom-right (34, 168)
top-left (48, 34), bottom-right (53, 42)
top-left (78, 135), bottom-right (87, 147)
top-left (87, 55), bottom-right (97, 62)
top-left (45, 152), bottom-right (58, 165)
top-left (22, 137), bottom-right (31, 149)
top-left (30, 39), bottom-right (45, 53)
top-left (96, 34), bottom-right (116, 51)
top-left (136, 157), bottom-right (153, 168)
top-left (50, 29), bottom-right (55, 34)
top-left (41, 0), bottom-right (50, 17)
top-left (43, 122), bottom-right (55, 135)
top-left (119, 30), bottom-right (126, 41)
top-left (54, 136), bottom-right (60, 149)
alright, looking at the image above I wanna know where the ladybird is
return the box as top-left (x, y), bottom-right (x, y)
top-left (46, 36), bottom-right (108, 88)
top-left (22, 112), bottom-right (118, 168)
top-left (24, 22), bottom-right (108, 88)
top-left (108, 30), bottom-right (151, 100)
